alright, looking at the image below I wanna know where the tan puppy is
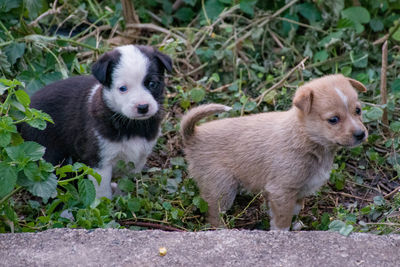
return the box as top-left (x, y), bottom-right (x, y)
top-left (181, 74), bottom-right (368, 230)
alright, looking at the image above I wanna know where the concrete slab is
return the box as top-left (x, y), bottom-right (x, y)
top-left (1, 229), bottom-right (399, 267)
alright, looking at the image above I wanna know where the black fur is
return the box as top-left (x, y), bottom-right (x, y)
top-left (21, 46), bottom-right (171, 168)
top-left (91, 49), bottom-right (121, 88)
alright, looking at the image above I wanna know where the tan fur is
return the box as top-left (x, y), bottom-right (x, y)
top-left (181, 74), bottom-right (368, 230)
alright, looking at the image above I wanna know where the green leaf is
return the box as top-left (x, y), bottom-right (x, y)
top-left (128, 198), bottom-right (142, 213)
top-left (337, 18), bottom-right (355, 29)
top-left (364, 107), bottom-right (383, 121)
top-left (193, 196), bottom-right (208, 213)
top-left (341, 7), bottom-right (370, 24)
top-left (171, 208), bottom-right (179, 219)
top-left (4, 43), bottom-right (26, 65)
top-left (0, 131), bottom-right (11, 147)
top-left (14, 89), bottom-right (30, 107)
top-left (0, 51), bottom-right (12, 76)
top-left (25, 0), bottom-right (46, 19)
top-left (56, 164), bottom-right (73, 178)
top-left (390, 121), bottom-right (400, 132)
top-left (369, 18), bottom-right (384, 32)
top-left (118, 178), bottom-right (134, 193)
top-left (208, 73), bottom-right (220, 83)
top-left (23, 162), bottom-right (41, 181)
top-left (0, 0), bottom-right (22, 12)
top-left (244, 101), bottom-right (256, 112)
top-left (39, 160), bottom-right (54, 174)
top-left (166, 178), bottom-right (179, 194)
top-left (351, 53), bottom-right (368, 68)
top-left (6, 141), bottom-right (46, 162)
top-left (328, 220), bottom-right (345, 231)
top-left (314, 50), bottom-right (329, 63)
top-left (0, 162), bottom-right (18, 198)
top-left (282, 13), bottom-right (299, 36)
top-left (297, 3), bottom-right (321, 23)
top-left (174, 7), bottom-right (195, 22)
top-left (239, 0), bottom-right (257, 16)
top-left (391, 79), bottom-right (400, 93)
top-left (27, 173), bottom-right (58, 202)
top-left (183, 0), bottom-right (196, 6)
top-left (64, 183), bottom-right (79, 200)
top-left (204, 0), bottom-right (225, 21)
top-left (170, 157), bottom-right (186, 167)
top-left (319, 31), bottom-right (343, 48)
top-left (27, 118), bottom-right (47, 130)
top-left (373, 195), bottom-right (385, 206)
top-left (339, 224), bottom-right (353, 236)
top-left (31, 109), bottom-right (54, 123)
top-left (79, 179), bottom-right (96, 207)
top-left (162, 201), bottom-right (172, 211)
top-left (17, 71), bottom-right (44, 96)
top-left (341, 66), bottom-right (352, 76)
top-left (10, 98), bottom-right (25, 112)
top-left (392, 24), bottom-right (400, 41)
top-left (190, 88), bottom-right (206, 103)
top-left (4, 203), bottom-right (17, 222)
top-left (0, 116), bottom-right (17, 133)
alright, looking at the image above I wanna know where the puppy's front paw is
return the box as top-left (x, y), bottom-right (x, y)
top-left (291, 220), bottom-right (305, 231)
top-left (270, 220), bottom-right (290, 231)
top-left (111, 182), bottom-right (127, 197)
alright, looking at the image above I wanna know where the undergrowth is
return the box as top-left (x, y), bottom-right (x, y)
top-left (0, 0), bottom-right (399, 235)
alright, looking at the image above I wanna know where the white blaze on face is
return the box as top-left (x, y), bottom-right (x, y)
top-left (334, 87), bottom-right (348, 110)
top-left (335, 87), bottom-right (359, 128)
top-left (102, 45), bottom-right (158, 120)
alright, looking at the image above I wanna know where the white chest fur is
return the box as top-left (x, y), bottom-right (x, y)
top-left (95, 131), bottom-right (157, 170)
top-left (89, 131), bottom-right (158, 199)
top-left (299, 153), bottom-right (334, 198)
top-left (299, 168), bottom-right (331, 198)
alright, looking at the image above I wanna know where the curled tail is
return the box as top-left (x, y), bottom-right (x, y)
top-left (180, 104), bottom-right (231, 141)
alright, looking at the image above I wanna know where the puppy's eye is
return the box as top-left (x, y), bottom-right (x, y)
top-left (147, 81), bottom-right (159, 90)
top-left (328, 116), bottom-right (340, 125)
top-left (119, 86), bottom-right (128, 93)
top-left (355, 107), bottom-right (361, 115)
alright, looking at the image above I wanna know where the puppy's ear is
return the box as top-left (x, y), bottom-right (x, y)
top-left (155, 51), bottom-right (172, 73)
top-left (91, 50), bottom-right (121, 88)
top-left (293, 87), bottom-right (313, 114)
top-left (347, 78), bottom-right (367, 92)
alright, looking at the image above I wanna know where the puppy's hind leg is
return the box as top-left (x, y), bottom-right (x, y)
top-left (195, 171), bottom-right (238, 227)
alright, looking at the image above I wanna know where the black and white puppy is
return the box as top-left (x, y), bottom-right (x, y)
top-left (21, 45), bottom-right (172, 199)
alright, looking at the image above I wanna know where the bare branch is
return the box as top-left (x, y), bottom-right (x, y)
top-left (380, 40), bottom-right (389, 135)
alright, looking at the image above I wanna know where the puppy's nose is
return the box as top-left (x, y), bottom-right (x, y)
top-left (137, 104), bottom-right (149, 114)
top-left (353, 130), bottom-right (366, 141)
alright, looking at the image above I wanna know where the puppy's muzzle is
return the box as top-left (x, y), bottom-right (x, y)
top-left (137, 103), bottom-right (149, 114)
top-left (353, 129), bottom-right (366, 142)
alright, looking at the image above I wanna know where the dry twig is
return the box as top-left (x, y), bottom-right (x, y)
top-left (373, 19), bottom-right (400, 45)
top-left (121, 0), bottom-right (140, 24)
top-left (28, 0), bottom-right (62, 27)
top-left (126, 23), bottom-right (186, 43)
top-left (384, 185), bottom-right (400, 199)
top-left (224, 0), bottom-right (299, 50)
top-left (380, 40), bottom-right (389, 135)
